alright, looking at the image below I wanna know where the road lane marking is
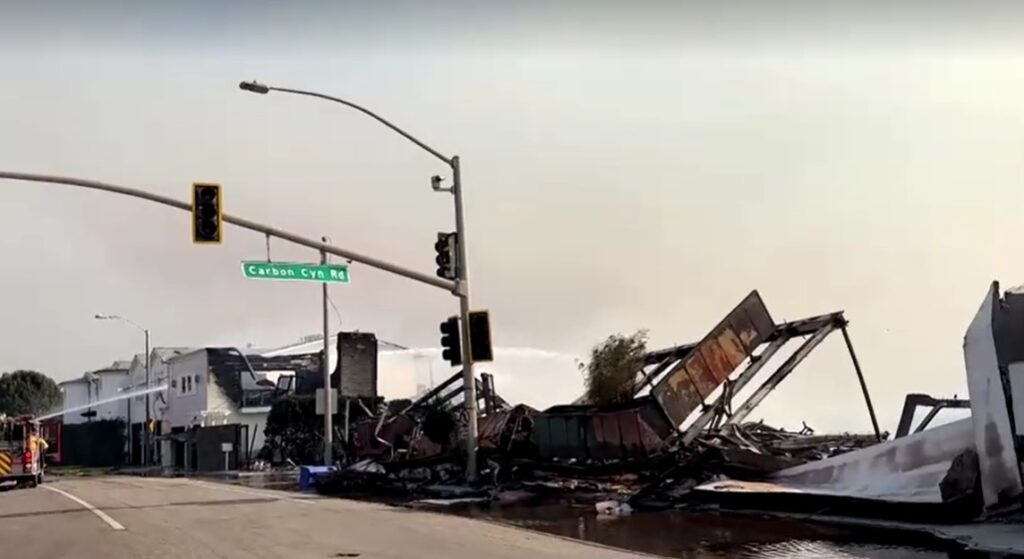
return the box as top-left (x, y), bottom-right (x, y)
top-left (186, 480), bottom-right (317, 505)
top-left (43, 485), bottom-right (126, 531)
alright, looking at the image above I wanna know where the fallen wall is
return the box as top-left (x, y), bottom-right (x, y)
top-left (767, 418), bottom-right (974, 503)
top-left (965, 282), bottom-right (1024, 511)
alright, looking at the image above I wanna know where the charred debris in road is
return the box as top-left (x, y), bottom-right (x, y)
top-left (316, 290), bottom-right (895, 513)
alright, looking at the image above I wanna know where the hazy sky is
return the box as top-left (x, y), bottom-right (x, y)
top-left (2, 2), bottom-right (1023, 432)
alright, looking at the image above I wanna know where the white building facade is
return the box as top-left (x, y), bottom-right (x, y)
top-left (58, 361), bottom-right (131, 424)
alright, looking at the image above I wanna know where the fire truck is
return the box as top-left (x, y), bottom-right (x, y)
top-left (0, 415), bottom-right (46, 488)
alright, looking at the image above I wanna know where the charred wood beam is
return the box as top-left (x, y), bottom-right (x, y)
top-left (474, 376), bottom-right (510, 412)
top-left (401, 370), bottom-right (464, 414)
top-left (725, 320), bottom-right (840, 426)
top-left (480, 373), bottom-right (495, 415)
top-left (767, 312), bottom-right (846, 340)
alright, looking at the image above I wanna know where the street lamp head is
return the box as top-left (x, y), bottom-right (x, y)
top-left (239, 80), bottom-right (270, 94)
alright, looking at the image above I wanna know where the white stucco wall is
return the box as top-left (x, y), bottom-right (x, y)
top-left (165, 350), bottom-right (211, 428)
top-left (60, 380), bottom-right (90, 424)
top-left (127, 354), bottom-right (166, 423)
top-left (60, 371), bottom-right (129, 424)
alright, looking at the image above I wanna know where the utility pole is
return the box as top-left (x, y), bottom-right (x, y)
top-left (144, 328), bottom-right (151, 466)
top-left (321, 242), bottom-right (333, 466)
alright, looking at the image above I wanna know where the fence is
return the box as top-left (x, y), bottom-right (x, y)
top-left (61, 420), bottom-right (125, 467)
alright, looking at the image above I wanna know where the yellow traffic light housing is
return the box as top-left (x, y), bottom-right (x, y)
top-left (192, 182), bottom-right (222, 244)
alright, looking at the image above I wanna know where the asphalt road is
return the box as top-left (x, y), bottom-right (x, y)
top-left (0, 476), bottom-right (647, 559)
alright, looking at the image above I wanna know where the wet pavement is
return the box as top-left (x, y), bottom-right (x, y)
top-left (455, 503), bottom-right (989, 559)
top-left (220, 473), bottom-right (996, 558)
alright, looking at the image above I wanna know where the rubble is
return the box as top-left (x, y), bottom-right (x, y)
top-left (698, 422), bottom-right (883, 474)
top-left (595, 500), bottom-right (633, 516)
top-left (313, 284), bottom-right (1024, 532)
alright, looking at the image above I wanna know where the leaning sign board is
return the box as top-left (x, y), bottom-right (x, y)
top-left (651, 291), bottom-right (775, 428)
top-left (242, 261), bottom-right (349, 284)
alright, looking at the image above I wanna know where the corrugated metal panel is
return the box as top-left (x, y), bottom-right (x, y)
top-left (533, 398), bottom-right (673, 460)
top-left (652, 291), bottom-right (775, 428)
top-left (591, 414), bottom-right (620, 459)
top-left (478, 405), bottom-right (535, 451)
top-left (353, 415), bottom-right (416, 459)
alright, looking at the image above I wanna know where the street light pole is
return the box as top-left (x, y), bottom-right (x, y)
top-left (144, 327), bottom-right (151, 465)
top-left (239, 80), bottom-right (479, 481)
top-left (321, 241), bottom-right (333, 467)
top-left (95, 313), bottom-right (151, 466)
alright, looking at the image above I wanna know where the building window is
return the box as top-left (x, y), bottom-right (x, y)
top-left (179, 375), bottom-right (197, 396)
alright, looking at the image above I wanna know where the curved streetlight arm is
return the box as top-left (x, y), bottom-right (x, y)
top-left (246, 83), bottom-right (453, 167)
top-left (112, 315), bottom-right (146, 333)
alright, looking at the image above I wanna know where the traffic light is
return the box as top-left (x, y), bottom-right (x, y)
top-left (468, 310), bottom-right (494, 362)
top-left (434, 232), bottom-right (457, 279)
top-left (440, 316), bottom-right (462, 366)
top-left (192, 182), bottom-right (222, 244)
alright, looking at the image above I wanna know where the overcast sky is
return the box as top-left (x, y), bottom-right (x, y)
top-left (2, 2), bottom-right (1023, 432)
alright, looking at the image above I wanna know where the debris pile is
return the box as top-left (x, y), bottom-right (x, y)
top-left (697, 422), bottom-right (884, 477)
top-left (311, 291), bottom-right (893, 511)
top-left (302, 281), bottom-right (1024, 534)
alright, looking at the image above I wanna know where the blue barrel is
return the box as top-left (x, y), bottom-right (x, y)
top-left (297, 465), bottom-right (335, 491)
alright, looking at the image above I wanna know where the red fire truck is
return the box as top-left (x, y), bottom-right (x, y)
top-left (0, 415), bottom-right (46, 488)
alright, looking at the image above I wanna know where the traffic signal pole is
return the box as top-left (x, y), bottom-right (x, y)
top-left (450, 156), bottom-right (479, 481)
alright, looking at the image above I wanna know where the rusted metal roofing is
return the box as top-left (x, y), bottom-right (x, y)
top-left (532, 397), bottom-right (674, 461)
top-left (478, 405), bottom-right (535, 451)
top-left (651, 291), bottom-right (775, 427)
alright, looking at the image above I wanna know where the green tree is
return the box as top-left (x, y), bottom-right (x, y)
top-left (0, 370), bottom-right (62, 416)
top-left (584, 330), bottom-right (648, 406)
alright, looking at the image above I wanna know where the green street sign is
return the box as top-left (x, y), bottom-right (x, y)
top-left (241, 261), bottom-right (350, 284)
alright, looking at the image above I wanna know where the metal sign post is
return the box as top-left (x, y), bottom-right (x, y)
top-left (321, 248), bottom-right (333, 467)
top-left (221, 442), bottom-right (233, 472)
